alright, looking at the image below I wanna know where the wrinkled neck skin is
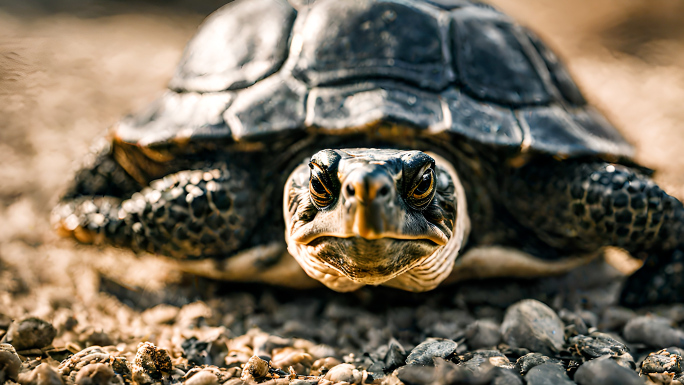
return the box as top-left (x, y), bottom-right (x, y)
top-left (283, 149), bottom-right (470, 292)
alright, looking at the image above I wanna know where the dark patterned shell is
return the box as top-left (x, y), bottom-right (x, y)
top-left (114, 0), bottom-right (634, 160)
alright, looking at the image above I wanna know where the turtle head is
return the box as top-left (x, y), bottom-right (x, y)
top-left (284, 149), bottom-right (470, 292)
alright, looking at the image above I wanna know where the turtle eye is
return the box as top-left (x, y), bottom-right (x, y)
top-left (309, 162), bottom-right (334, 208)
top-left (408, 168), bottom-right (435, 209)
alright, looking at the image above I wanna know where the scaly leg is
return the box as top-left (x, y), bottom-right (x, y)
top-left (503, 159), bottom-right (684, 306)
top-left (53, 162), bottom-right (260, 260)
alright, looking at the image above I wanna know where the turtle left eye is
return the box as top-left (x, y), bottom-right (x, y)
top-left (408, 168), bottom-right (435, 208)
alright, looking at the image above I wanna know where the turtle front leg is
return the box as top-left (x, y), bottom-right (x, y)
top-left (503, 159), bottom-right (684, 306)
top-left (53, 162), bottom-right (261, 260)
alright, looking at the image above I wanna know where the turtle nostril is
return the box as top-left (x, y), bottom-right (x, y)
top-left (377, 185), bottom-right (390, 197)
top-left (346, 184), bottom-right (356, 197)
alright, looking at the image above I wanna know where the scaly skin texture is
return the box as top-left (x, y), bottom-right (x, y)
top-left (503, 159), bottom-right (684, 306)
top-left (53, 154), bottom-right (261, 260)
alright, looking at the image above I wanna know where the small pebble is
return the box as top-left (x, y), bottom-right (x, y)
top-left (600, 307), bottom-right (636, 331)
top-left (185, 370), bottom-right (219, 385)
top-left (271, 347), bottom-right (312, 370)
top-left (405, 339), bottom-right (458, 366)
top-left (3, 318), bottom-right (56, 351)
top-left (323, 364), bottom-right (362, 384)
top-left (491, 368), bottom-right (523, 385)
top-left (514, 353), bottom-right (562, 376)
top-left (642, 349), bottom-right (683, 374)
top-left (395, 364), bottom-right (436, 385)
top-left (307, 344), bottom-right (336, 360)
top-left (569, 332), bottom-right (635, 369)
top-left (623, 316), bottom-right (684, 348)
top-left (83, 331), bottom-right (112, 348)
top-left (459, 350), bottom-right (512, 370)
top-left (74, 363), bottom-right (114, 385)
top-left (384, 338), bottom-right (407, 372)
top-left (18, 363), bottom-right (63, 385)
top-left (311, 357), bottom-right (342, 376)
top-left (501, 300), bottom-right (564, 357)
top-left (58, 347), bottom-right (114, 376)
top-left (0, 344), bottom-right (21, 383)
top-left (133, 342), bottom-right (172, 381)
top-left (241, 355), bottom-right (269, 381)
top-left (465, 320), bottom-right (502, 349)
top-left (182, 337), bottom-right (211, 366)
top-left (574, 357), bottom-right (642, 385)
top-left (141, 304), bottom-right (180, 325)
top-left (525, 363), bottom-right (573, 385)
top-left (559, 309), bottom-right (589, 336)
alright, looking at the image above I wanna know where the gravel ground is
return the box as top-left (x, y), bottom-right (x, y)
top-left (2, 0), bottom-right (684, 384)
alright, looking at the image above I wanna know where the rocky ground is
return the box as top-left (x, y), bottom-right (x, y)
top-left (2, 0), bottom-right (684, 384)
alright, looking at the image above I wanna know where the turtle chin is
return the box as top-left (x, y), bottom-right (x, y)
top-left (304, 236), bottom-right (441, 285)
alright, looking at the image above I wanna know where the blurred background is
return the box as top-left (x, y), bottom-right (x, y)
top-left (0, 0), bottom-right (684, 319)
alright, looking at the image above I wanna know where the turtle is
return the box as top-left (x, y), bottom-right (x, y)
top-left (52, 0), bottom-right (684, 306)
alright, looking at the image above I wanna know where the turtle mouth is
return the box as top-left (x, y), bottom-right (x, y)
top-left (303, 236), bottom-right (441, 284)
top-left (292, 226), bottom-right (449, 246)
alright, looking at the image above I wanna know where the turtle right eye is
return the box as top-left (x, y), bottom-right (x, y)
top-left (309, 163), bottom-right (334, 208)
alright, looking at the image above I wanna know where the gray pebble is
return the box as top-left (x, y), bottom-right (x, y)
top-left (3, 318), bottom-right (56, 351)
top-left (456, 350), bottom-right (511, 381)
top-left (459, 350), bottom-right (512, 370)
top-left (574, 357), bottom-right (642, 385)
top-left (501, 300), bottom-right (564, 357)
top-left (569, 332), bottom-right (635, 370)
top-left (514, 353), bottom-right (562, 376)
top-left (569, 333), bottom-right (628, 359)
top-left (623, 315), bottom-right (684, 348)
top-left (641, 349), bottom-right (683, 374)
top-left (525, 363), bottom-right (574, 385)
top-left (559, 309), bottom-right (588, 336)
top-left (405, 339), bottom-right (458, 366)
top-left (0, 344), bottom-right (21, 383)
top-left (424, 357), bottom-right (495, 384)
top-left (465, 320), bottom-right (502, 350)
top-left (491, 368), bottom-right (523, 385)
top-left (599, 307), bottom-right (636, 331)
top-left (395, 364), bottom-right (436, 385)
top-left (384, 339), bottom-right (406, 371)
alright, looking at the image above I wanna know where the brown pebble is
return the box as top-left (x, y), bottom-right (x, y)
top-left (133, 342), bottom-right (172, 381)
top-left (185, 370), bottom-right (219, 385)
top-left (324, 364), bottom-right (363, 384)
top-left (58, 347), bottom-right (113, 376)
top-left (224, 378), bottom-right (248, 385)
top-left (74, 363), bottom-right (114, 385)
top-left (141, 304), bottom-right (180, 325)
top-left (271, 347), bottom-right (313, 371)
top-left (241, 355), bottom-right (269, 381)
top-left (3, 318), bottom-right (57, 351)
top-left (18, 363), bottom-right (63, 385)
top-left (0, 344), bottom-right (22, 383)
top-left (83, 331), bottom-right (112, 348)
top-left (311, 357), bottom-right (342, 376)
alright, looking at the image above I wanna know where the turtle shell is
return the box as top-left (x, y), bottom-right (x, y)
top-left (113, 0), bottom-right (634, 160)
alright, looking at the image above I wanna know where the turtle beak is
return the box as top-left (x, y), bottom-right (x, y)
top-left (342, 165), bottom-right (399, 239)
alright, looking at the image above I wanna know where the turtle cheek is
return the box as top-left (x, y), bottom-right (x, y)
top-left (421, 196), bottom-right (457, 241)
